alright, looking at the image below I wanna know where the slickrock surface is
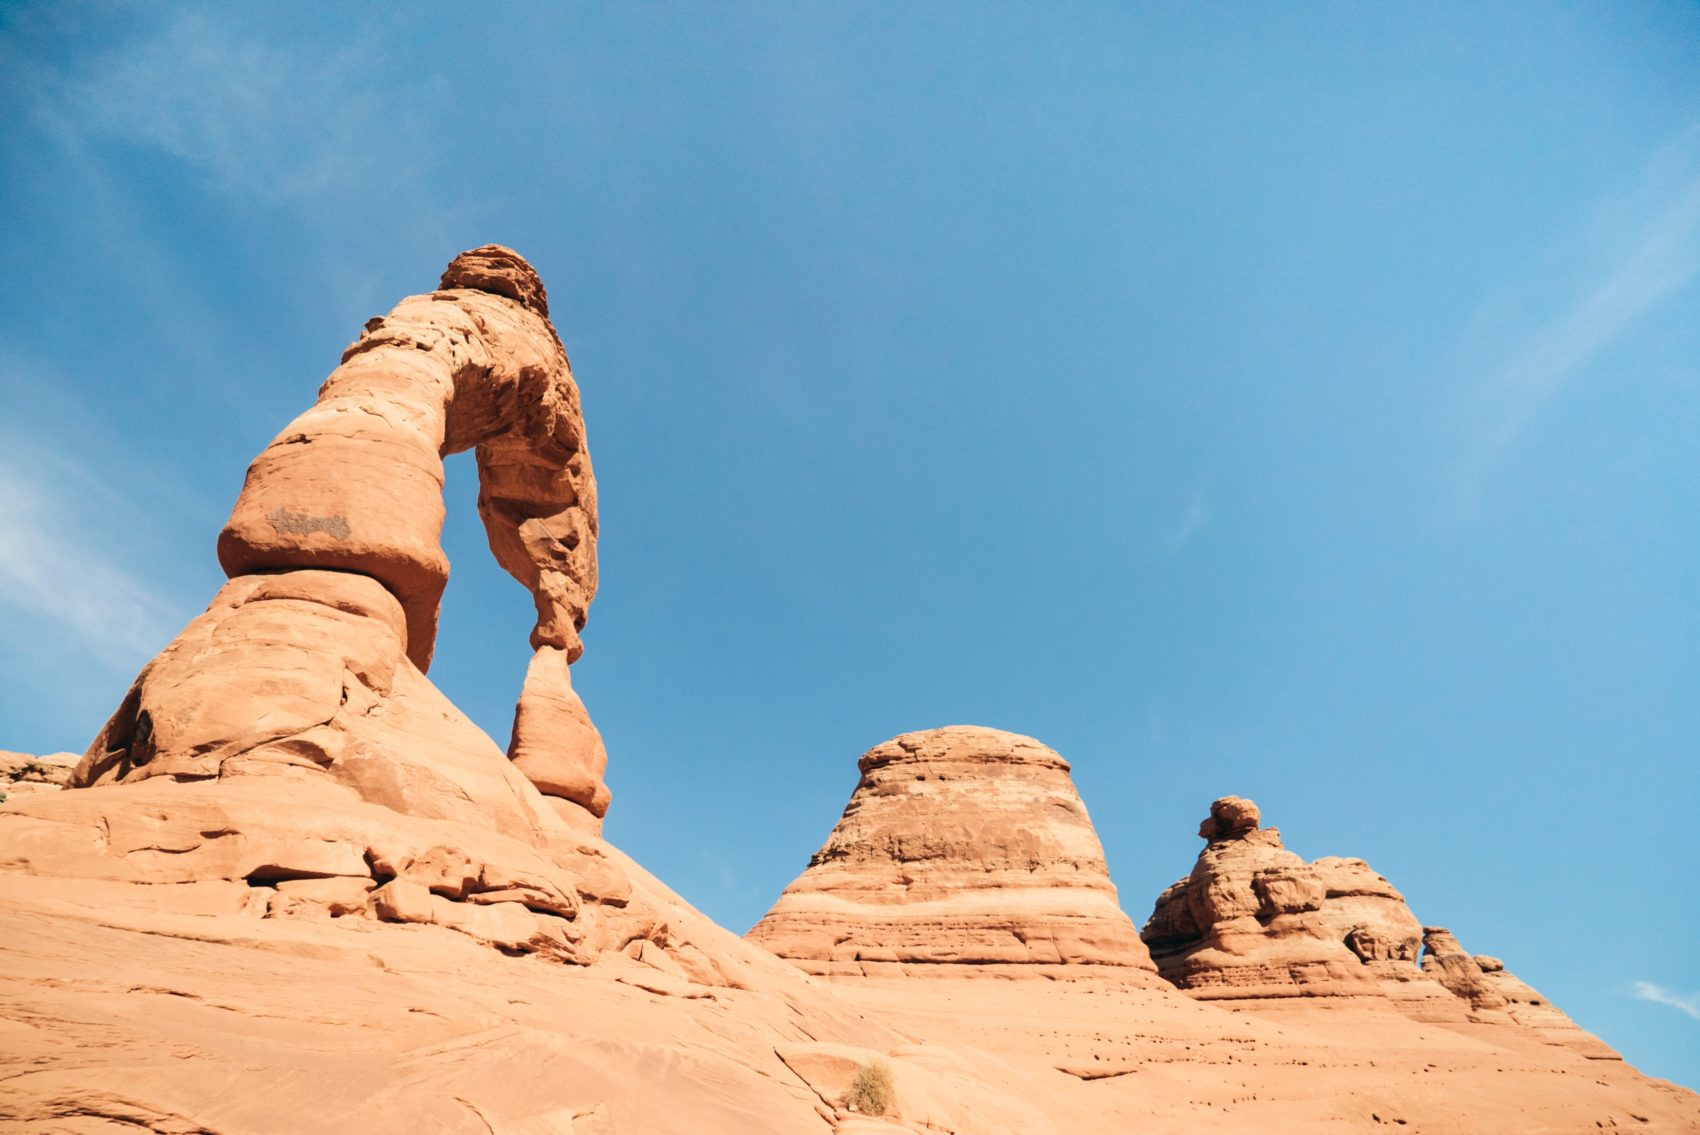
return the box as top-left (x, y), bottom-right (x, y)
top-left (9, 249), bottom-right (636, 977)
top-left (0, 250), bottom-right (1693, 1133)
top-left (747, 726), bottom-right (1162, 978)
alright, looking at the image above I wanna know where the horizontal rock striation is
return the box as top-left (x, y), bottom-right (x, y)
top-left (9, 248), bottom-right (660, 967)
top-left (1142, 797), bottom-right (1625, 1060)
top-left (1141, 797), bottom-right (1382, 999)
top-left (747, 726), bottom-right (1161, 978)
top-left (1424, 928), bottom-right (1620, 1059)
top-left (74, 245), bottom-right (608, 833)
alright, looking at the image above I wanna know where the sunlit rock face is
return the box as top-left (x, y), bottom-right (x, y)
top-left (0, 245), bottom-right (1677, 1132)
top-left (74, 245), bottom-right (608, 834)
top-left (747, 725), bottom-right (1163, 979)
top-left (1140, 796), bottom-right (1384, 999)
top-left (17, 247), bottom-right (656, 968)
top-left (1141, 797), bottom-right (1626, 1061)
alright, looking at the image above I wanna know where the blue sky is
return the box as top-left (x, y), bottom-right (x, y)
top-left (2, 2), bottom-right (1696, 1086)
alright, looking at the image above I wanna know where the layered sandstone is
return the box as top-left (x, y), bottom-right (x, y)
top-left (1424, 927), bottom-right (1620, 1059)
top-left (747, 726), bottom-right (1161, 978)
top-left (8, 248), bottom-right (644, 968)
top-left (1141, 797), bottom-right (1628, 1064)
top-left (1141, 797), bottom-right (1382, 998)
top-left (0, 247), bottom-right (1692, 1132)
top-left (78, 245), bottom-right (607, 832)
top-left (0, 750), bottom-right (77, 805)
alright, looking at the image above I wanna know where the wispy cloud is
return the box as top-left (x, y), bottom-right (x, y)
top-left (0, 446), bottom-right (185, 672)
top-left (1632, 981), bottom-right (1700, 1021)
top-left (1465, 126), bottom-right (1700, 483)
top-left (1162, 488), bottom-right (1211, 551)
top-left (54, 12), bottom-right (414, 204)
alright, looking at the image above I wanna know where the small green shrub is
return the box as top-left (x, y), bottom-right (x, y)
top-left (848, 1058), bottom-right (893, 1116)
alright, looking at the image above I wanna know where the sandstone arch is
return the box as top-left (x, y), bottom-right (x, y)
top-left (72, 246), bottom-right (610, 832)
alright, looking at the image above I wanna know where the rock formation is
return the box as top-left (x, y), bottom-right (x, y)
top-left (1423, 927), bottom-right (1620, 1059)
top-left (1142, 796), bottom-right (1626, 1061)
top-left (748, 726), bottom-right (1162, 978)
top-left (1140, 796), bottom-right (1383, 998)
top-left (0, 750), bottom-right (77, 805)
top-left (71, 245), bottom-right (608, 833)
top-left (1308, 855), bottom-right (1424, 969)
top-left (1, 248), bottom-right (657, 969)
top-left (0, 249), bottom-right (1692, 1132)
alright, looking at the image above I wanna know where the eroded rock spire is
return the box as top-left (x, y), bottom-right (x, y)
top-left (1142, 796), bottom-right (1619, 1057)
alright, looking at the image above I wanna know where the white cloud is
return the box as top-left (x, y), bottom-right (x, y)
top-left (1466, 126), bottom-right (1700, 480)
top-left (1631, 981), bottom-right (1700, 1021)
top-left (0, 448), bottom-right (185, 673)
top-left (1162, 488), bottom-right (1211, 551)
top-left (52, 11), bottom-right (422, 205)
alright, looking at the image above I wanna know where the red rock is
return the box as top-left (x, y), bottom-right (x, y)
top-left (0, 750), bottom-right (77, 807)
top-left (81, 246), bottom-right (607, 832)
top-left (1142, 797), bottom-right (1380, 999)
top-left (0, 251), bottom-right (1691, 1133)
top-left (1143, 797), bottom-right (1640, 1078)
top-left (747, 726), bottom-right (1161, 978)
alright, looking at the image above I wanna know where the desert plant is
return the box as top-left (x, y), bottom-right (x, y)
top-left (848, 1058), bottom-right (893, 1116)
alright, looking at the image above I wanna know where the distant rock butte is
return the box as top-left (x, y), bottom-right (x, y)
top-left (0, 750), bottom-right (77, 805)
top-left (1142, 796), bottom-right (1620, 1059)
top-left (1141, 796), bottom-right (1385, 999)
top-left (748, 726), bottom-right (1163, 979)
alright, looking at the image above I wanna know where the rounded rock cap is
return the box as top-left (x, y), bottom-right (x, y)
top-left (1199, 795), bottom-right (1261, 841)
top-left (857, 725), bottom-right (1070, 774)
top-left (440, 244), bottom-right (550, 319)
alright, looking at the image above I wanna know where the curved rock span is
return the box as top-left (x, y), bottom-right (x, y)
top-left (74, 245), bottom-right (608, 832)
top-left (2, 248), bottom-right (667, 973)
top-left (748, 726), bottom-right (1162, 978)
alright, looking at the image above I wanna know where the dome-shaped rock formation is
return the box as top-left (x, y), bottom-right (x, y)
top-left (747, 726), bottom-right (1162, 978)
